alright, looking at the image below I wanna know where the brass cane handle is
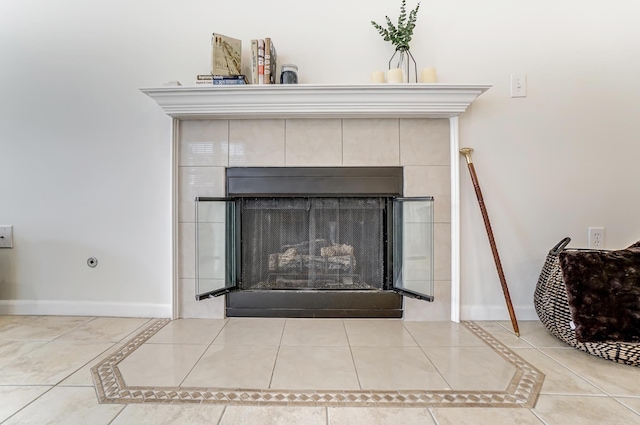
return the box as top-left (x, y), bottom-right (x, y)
top-left (459, 147), bottom-right (474, 164)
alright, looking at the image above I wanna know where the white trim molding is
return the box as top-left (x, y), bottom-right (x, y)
top-left (0, 300), bottom-right (171, 318)
top-left (141, 84), bottom-right (490, 120)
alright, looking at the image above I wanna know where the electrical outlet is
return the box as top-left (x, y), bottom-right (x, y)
top-left (510, 74), bottom-right (527, 98)
top-left (588, 227), bottom-right (605, 249)
top-left (0, 225), bottom-right (13, 248)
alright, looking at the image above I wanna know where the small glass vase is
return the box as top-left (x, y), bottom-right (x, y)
top-left (388, 49), bottom-right (418, 83)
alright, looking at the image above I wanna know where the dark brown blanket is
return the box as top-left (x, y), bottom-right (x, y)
top-left (559, 241), bottom-right (640, 343)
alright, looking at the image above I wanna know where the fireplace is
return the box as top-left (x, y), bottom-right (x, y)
top-left (195, 167), bottom-right (434, 317)
top-left (141, 83), bottom-right (491, 320)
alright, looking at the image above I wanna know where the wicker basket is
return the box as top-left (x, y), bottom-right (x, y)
top-left (534, 237), bottom-right (640, 366)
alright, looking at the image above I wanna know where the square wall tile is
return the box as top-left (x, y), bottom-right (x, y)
top-left (285, 119), bottom-right (342, 166)
top-left (400, 118), bottom-right (450, 166)
top-left (179, 120), bottom-right (229, 166)
top-left (343, 119), bottom-right (399, 165)
top-left (229, 119), bottom-right (285, 166)
top-left (178, 279), bottom-right (225, 319)
top-left (403, 165), bottom-right (451, 223)
top-left (404, 280), bottom-right (451, 321)
top-left (178, 222), bottom-right (195, 279)
top-left (179, 166), bottom-right (225, 222)
top-left (434, 222), bottom-right (451, 281)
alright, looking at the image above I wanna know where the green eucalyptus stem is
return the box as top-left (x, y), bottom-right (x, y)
top-left (371, 0), bottom-right (420, 52)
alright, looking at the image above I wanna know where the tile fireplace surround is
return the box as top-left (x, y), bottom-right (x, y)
top-left (142, 84), bottom-right (491, 321)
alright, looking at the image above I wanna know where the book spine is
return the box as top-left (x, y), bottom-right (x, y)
top-left (251, 39), bottom-right (258, 85)
top-left (264, 38), bottom-right (272, 85)
top-left (258, 39), bottom-right (264, 84)
top-left (270, 41), bottom-right (277, 84)
top-left (212, 80), bottom-right (247, 85)
top-left (197, 75), bottom-right (248, 81)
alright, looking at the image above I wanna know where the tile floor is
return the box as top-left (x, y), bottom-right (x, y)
top-left (0, 315), bottom-right (638, 424)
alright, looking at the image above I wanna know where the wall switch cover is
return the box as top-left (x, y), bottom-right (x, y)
top-left (0, 225), bottom-right (13, 248)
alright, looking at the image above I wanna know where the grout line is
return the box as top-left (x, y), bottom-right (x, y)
top-left (612, 397), bottom-right (640, 418)
top-left (54, 341), bottom-right (120, 387)
top-left (402, 321), bottom-right (455, 390)
top-left (0, 385), bottom-right (56, 424)
top-left (177, 318), bottom-right (230, 387)
top-left (267, 318), bottom-right (288, 389)
top-left (105, 404), bottom-right (127, 425)
top-left (216, 405), bottom-right (228, 425)
top-left (529, 346), bottom-right (612, 396)
top-left (529, 407), bottom-right (550, 425)
top-left (428, 407), bottom-right (441, 425)
top-left (51, 316), bottom-right (98, 342)
top-left (343, 319), bottom-right (363, 390)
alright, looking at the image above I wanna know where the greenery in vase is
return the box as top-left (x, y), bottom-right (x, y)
top-left (371, 0), bottom-right (420, 52)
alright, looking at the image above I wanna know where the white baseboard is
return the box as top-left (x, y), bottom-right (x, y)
top-left (0, 300), bottom-right (171, 318)
top-left (461, 304), bottom-right (538, 322)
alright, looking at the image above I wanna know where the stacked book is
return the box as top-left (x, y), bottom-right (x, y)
top-left (197, 33), bottom-right (248, 85)
top-left (195, 74), bottom-right (249, 85)
top-left (251, 38), bottom-right (277, 84)
top-left (195, 34), bottom-right (277, 85)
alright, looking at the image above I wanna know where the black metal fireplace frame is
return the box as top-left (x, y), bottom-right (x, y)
top-left (195, 167), bottom-right (434, 318)
top-left (226, 167), bottom-right (403, 317)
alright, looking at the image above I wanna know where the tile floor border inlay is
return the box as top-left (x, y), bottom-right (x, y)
top-left (91, 319), bottom-right (544, 408)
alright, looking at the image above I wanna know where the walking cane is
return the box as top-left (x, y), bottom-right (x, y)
top-left (460, 148), bottom-right (520, 337)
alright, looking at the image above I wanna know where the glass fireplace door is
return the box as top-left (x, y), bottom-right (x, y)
top-left (195, 198), bottom-right (237, 299)
top-left (392, 197), bottom-right (434, 301)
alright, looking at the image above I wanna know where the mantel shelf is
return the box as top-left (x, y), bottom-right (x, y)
top-left (140, 84), bottom-right (491, 119)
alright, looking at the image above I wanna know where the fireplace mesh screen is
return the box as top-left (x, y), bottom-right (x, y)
top-left (240, 197), bottom-right (386, 290)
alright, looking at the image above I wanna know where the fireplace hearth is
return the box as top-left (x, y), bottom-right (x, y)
top-left (195, 167), bottom-right (434, 318)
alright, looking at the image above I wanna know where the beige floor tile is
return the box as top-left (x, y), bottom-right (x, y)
top-left (344, 320), bottom-right (417, 346)
top-left (181, 344), bottom-right (278, 388)
top-left (351, 346), bottom-right (450, 390)
top-left (498, 320), bottom-right (568, 348)
top-left (213, 318), bottom-right (285, 346)
top-left (541, 347), bottom-right (640, 396)
top-left (0, 340), bottom-right (48, 369)
top-left (1, 386), bottom-right (124, 425)
top-left (615, 397), bottom-right (640, 415)
top-left (0, 385), bottom-right (52, 423)
top-left (0, 316), bottom-right (93, 341)
top-left (403, 322), bottom-right (486, 347)
top-left (55, 317), bottom-right (150, 342)
top-left (111, 404), bottom-right (225, 425)
top-left (281, 319), bottom-right (348, 346)
top-left (117, 343), bottom-right (208, 387)
top-left (270, 346), bottom-right (360, 390)
top-left (328, 407), bottom-right (435, 425)
top-left (220, 405), bottom-right (326, 425)
top-left (0, 341), bottom-right (113, 385)
top-left (512, 348), bottom-right (603, 395)
top-left (59, 342), bottom-right (122, 386)
top-left (422, 346), bottom-right (516, 391)
top-left (147, 318), bottom-right (226, 344)
top-left (474, 321), bottom-right (535, 348)
top-left (430, 407), bottom-right (544, 424)
top-left (533, 395), bottom-right (640, 425)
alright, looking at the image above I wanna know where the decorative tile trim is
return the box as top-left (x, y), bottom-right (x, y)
top-left (91, 320), bottom-right (544, 408)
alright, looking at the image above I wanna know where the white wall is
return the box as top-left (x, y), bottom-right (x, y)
top-left (1, 0), bottom-right (639, 319)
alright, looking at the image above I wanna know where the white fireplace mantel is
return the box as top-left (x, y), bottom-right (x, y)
top-left (141, 84), bottom-right (490, 119)
top-left (142, 83), bottom-right (491, 322)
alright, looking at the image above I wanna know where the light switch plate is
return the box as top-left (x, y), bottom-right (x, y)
top-left (0, 225), bottom-right (13, 248)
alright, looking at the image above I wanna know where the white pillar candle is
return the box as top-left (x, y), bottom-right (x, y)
top-left (370, 70), bottom-right (385, 83)
top-left (387, 68), bottom-right (404, 84)
top-left (419, 67), bottom-right (437, 83)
